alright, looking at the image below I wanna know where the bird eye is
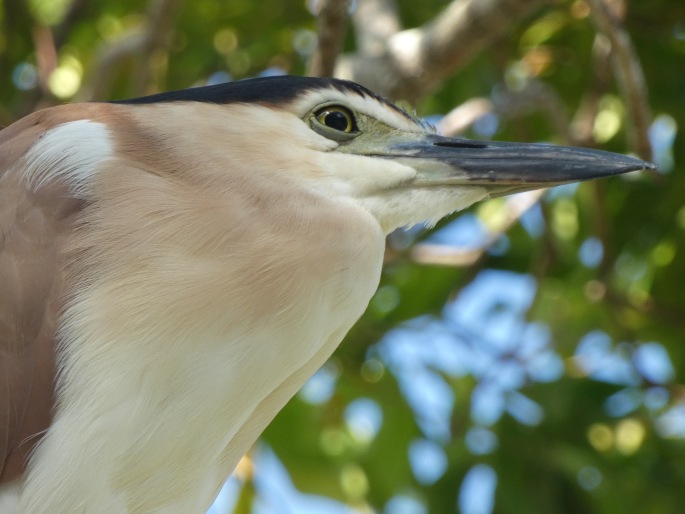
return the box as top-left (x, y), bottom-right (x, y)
top-left (315, 106), bottom-right (356, 133)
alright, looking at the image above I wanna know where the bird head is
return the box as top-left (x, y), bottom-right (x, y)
top-left (116, 76), bottom-right (654, 234)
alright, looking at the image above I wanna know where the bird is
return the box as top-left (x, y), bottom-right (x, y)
top-left (0, 75), bottom-right (654, 513)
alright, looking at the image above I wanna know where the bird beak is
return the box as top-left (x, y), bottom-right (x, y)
top-left (380, 134), bottom-right (656, 196)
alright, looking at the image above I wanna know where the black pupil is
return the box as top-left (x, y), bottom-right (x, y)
top-left (324, 111), bottom-right (349, 131)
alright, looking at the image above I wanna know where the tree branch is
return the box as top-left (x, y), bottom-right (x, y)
top-left (339, 0), bottom-right (554, 103)
top-left (410, 190), bottom-right (545, 267)
top-left (571, 33), bottom-right (614, 145)
top-left (587, 0), bottom-right (653, 160)
top-left (307, 0), bottom-right (351, 77)
top-left (132, 0), bottom-right (183, 95)
top-left (437, 98), bottom-right (494, 136)
top-left (53, 0), bottom-right (89, 48)
top-left (352, 0), bottom-right (401, 55)
top-left (80, 0), bottom-right (183, 101)
top-left (437, 78), bottom-right (572, 142)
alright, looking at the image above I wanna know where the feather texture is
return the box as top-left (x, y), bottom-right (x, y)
top-left (1, 97), bottom-right (387, 512)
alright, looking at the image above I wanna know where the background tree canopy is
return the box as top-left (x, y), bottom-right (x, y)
top-left (2, 0), bottom-right (684, 513)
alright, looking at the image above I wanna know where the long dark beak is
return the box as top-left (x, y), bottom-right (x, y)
top-left (384, 134), bottom-right (656, 196)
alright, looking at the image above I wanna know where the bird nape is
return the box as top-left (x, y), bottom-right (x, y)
top-left (0, 75), bottom-right (654, 513)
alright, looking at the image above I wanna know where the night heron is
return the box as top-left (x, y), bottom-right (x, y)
top-left (0, 76), bottom-right (653, 512)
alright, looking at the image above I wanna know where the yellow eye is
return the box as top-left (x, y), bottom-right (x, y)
top-left (315, 106), bottom-right (356, 133)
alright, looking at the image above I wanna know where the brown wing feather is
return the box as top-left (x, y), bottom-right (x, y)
top-left (0, 107), bottom-right (102, 482)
